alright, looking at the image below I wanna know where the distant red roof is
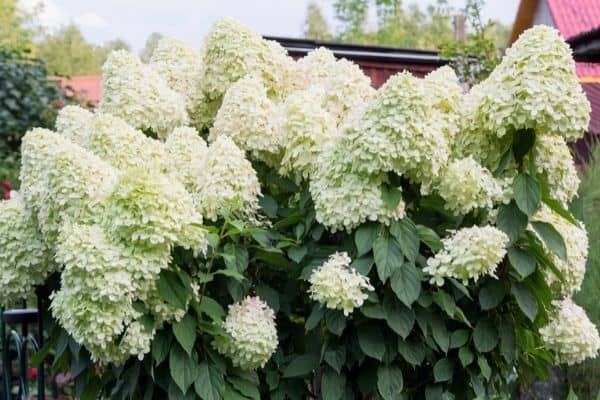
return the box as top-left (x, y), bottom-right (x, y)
top-left (55, 75), bottom-right (102, 106)
top-left (547, 0), bottom-right (600, 39)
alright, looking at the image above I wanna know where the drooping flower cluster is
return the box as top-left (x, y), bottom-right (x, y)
top-left (209, 74), bottom-right (283, 165)
top-left (55, 105), bottom-right (93, 147)
top-left (100, 50), bottom-right (188, 139)
top-left (309, 252), bottom-right (374, 316)
top-left (438, 157), bottom-right (510, 215)
top-left (213, 296), bottom-right (278, 370)
top-left (424, 225), bottom-right (509, 286)
top-left (0, 194), bottom-right (53, 306)
top-left (531, 206), bottom-right (588, 296)
top-left (164, 126), bottom-right (207, 190)
top-left (540, 298), bottom-right (600, 365)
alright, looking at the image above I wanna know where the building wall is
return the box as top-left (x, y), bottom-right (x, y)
top-left (532, 0), bottom-right (555, 26)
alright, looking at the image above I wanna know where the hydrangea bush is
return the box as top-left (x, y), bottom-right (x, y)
top-left (1, 20), bottom-right (599, 399)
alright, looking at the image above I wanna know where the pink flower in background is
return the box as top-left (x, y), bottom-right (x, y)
top-left (2, 180), bottom-right (11, 199)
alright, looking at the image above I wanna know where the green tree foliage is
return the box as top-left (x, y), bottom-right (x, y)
top-left (440, 0), bottom-right (502, 85)
top-left (38, 23), bottom-right (129, 76)
top-left (0, 0), bottom-right (37, 52)
top-left (0, 48), bottom-right (60, 185)
top-left (304, 2), bottom-right (333, 40)
top-left (140, 32), bottom-right (164, 63)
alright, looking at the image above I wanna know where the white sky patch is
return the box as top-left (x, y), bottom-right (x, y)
top-left (76, 12), bottom-right (108, 28)
top-left (19, 0), bottom-right (66, 30)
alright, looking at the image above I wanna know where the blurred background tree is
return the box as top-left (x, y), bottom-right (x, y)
top-left (304, 1), bottom-right (333, 40)
top-left (0, 0), bottom-right (38, 52)
top-left (305, 0), bottom-right (510, 52)
top-left (139, 32), bottom-right (164, 63)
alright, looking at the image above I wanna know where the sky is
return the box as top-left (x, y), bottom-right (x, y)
top-left (20, 0), bottom-right (521, 52)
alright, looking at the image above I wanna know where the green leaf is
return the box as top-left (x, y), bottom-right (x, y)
top-left (390, 218), bottom-right (420, 263)
top-left (433, 358), bottom-right (454, 382)
top-left (384, 297), bottom-right (415, 339)
top-left (513, 173), bottom-right (541, 217)
top-left (170, 345), bottom-right (200, 393)
top-left (478, 356), bottom-right (491, 380)
top-left (360, 302), bottom-right (386, 320)
top-left (494, 147), bottom-right (512, 177)
top-left (199, 296), bottom-right (226, 321)
top-left (381, 184), bottom-right (402, 210)
top-left (496, 201), bottom-right (528, 243)
top-left (433, 291), bottom-right (456, 318)
top-left (157, 269), bottom-right (191, 310)
top-left (416, 224), bottom-right (442, 252)
top-left (449, 330), bottom-right (469, 349)
top-left (358, 324), bottom-right (386, 361)
top-left (499, 318), bottom-right (516, 363)
top-left (152, 329), bottom-right (172, 365)
top-left (326, 310), bottom-right (346, 336)
top-left (194, 362), bottom-right (225, 400)
top-left (391, 263), bottom-right (421, 307)
top-left (288, 246), bottom-right (308, 263)
top-left (355, 224), bottom-right (379, 256)
top-left (227, 376), bottom-right (259, 400)
top-left (508, 246), bottom-right (536, 280)
top-left (531, 221), bottom-right (567, 260)
top-left (377, 365), bottom-right (403, 400)
top-left (173, 314), bottom-right (197, 356)
top-left (305, 304), bottom-right (325, 331)
top-left (512, 128), bottom-right (536, 163)
top-left (322, 367), bottom-right (346, 400)
top-left (282, 353), bottom-right (320, 378)
top-left (259, 194), bottom-right (278, 218)
top-left (214, 268), bottom-right (246, 282)
top-left (223, 243), bottom-right (249, 273)
top-left (222, 384), bottom-right (249, 400)
top-left (511, 282), bottom-right (538, 322)
top-left (473, 318), bottom-right (498, 353)
top-left (429, 315), bottom-right (449, 353)
top-left (324, 347), bottom-right (346, 374)
top-left (459, 347), bottom-right (474, 367)
top-left (397, 339), bottom-right (425, 366)
top-left (567, 388), bottom-right (579, 400)
top-left (478, 280), bottom-right (506, 310)
top-left (373, 235), bottom-right (404, 283)
top-left (352, 256), bottom-right (374, 275)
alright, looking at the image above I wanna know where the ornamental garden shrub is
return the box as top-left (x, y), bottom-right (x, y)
top-left (0, 18), bottom-right (599, 399)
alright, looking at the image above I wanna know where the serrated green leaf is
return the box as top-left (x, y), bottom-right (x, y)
top-left (459, 347), bottom-right (474, 367)
top-left (478, 280), bottom-right (506, 310)
top-left (227, 376), bottom-right (259, 400)
top-left (352, 256), bottom-right (374, 275)
top-left (508, 246), bottom-right (536, 280)
top-left (381, 184), bottom-right (402, 210)
top-left (391, 263), bottom-right (421, 306)
top-left (514, 173), bottom-right (541, 217)
top-left (194, 362), bottom-right (225, 400)
top-left (473, 318), bottom-right (498, 353)
top-left (511, 281), bottom-right (538, 322)
top-left (157, 270), bottom-right (191, 310)
top-left (377, 365), bottom-right (403, 400)
top-left (383, 297), bottom-right (415, 339)
top-left (324, 347), bottom-right (346, 374)
top-left (390, 218), bottom-right (419, 263)
top-left (397, 339), bottom-right (425, 366)
top-left (152, 329), bottom-right (172, 365)
top-left (326, 310), bottom-right (346, 336)
top-left (531, 221), bottom-right (567, 260)
top-left (170, 345), bottom-right (200, 393)
top-left (496, 201), bottom-right (528, 243)
top-left (360, 302), bottom-right (386, 320)
top-left (449, 330), bottom-right (469, 349)
top-left (282, 353), bottom-right (320, 378)
top-left (305, 304), bottom-right (325, 331)
top-left (512, 128), bottom-right (536, 163)
top-left (322, 367), bottom-right (346, 400)
top-left (355, 224), bottom-right (380, 256)
top-left (433, 358), bottom-right (454, 382)
top-left (358, 324), bottom-right (385, 361)
top-left (373, 235), bottom-right (403, 283)
top-left (172, 314), bottom-right (197, 356)
top-left (416, 224), bottom-right (442, 251)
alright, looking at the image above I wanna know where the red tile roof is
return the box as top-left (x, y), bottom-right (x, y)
top-left (582, 83), bottom-right (600, 133)
top-left (547, 0), bottom-right (600, 40)
top-left (55, 75), bottom-right (102, 105)
top-left (577, 62), bottom-right (600, 79)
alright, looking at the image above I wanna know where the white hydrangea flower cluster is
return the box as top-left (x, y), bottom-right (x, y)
top-left (213, 296), bottom-right (278, 370)
top-left (55, 105), bottom-right (93, 147)
top-left (209, 75), bottom-right (283, 165)
top-left (531, 135), bottom-right (580, 205)
top-left (346, 72), bottom-right (449, 194)
top-left (100, 50), bottom-right (188, 139)
top-left (198, 17), bottom-right (295, 103)
top-left (424, 225), bottom-right (509, 286)
top-left (0, 195), bottom-right (53, 306)
top-left (531, 206), bottom-right (588, 296)
top-left (438, 157), bottom-right (510, 215)
top-left (193, 135), bottom-right (262, 221)
top-left (51, 223), bottom-right (169, 363)
top-left (149, 37), bottom-right (203, 111)
top-left (423, 66), bottom-right (463, 142)
top-left (540, 298), bottom-right (600, 365)
top-left (165, 126), bottom-right (207, 190)
top-left (466, 26), bottom-right (590, 142)
top-left (280, 86), bottom-right (338, 177)
top-left (310, 141), bottom-right (406, 232)
top-left (309, 252), bottom-right (374, 316)
top-left (295, 47), bottom-right (337, 88)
